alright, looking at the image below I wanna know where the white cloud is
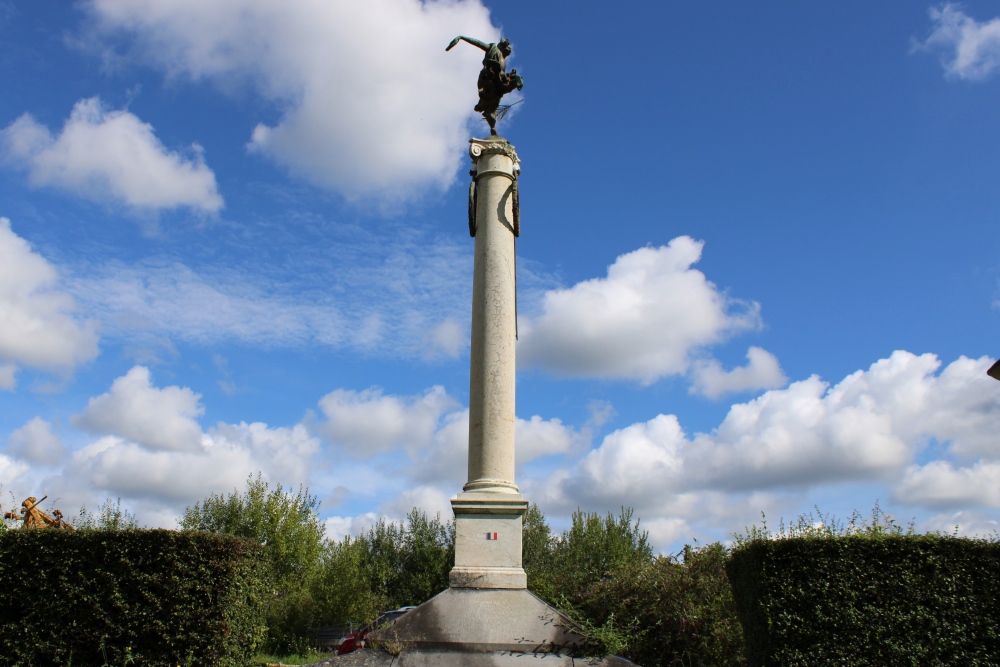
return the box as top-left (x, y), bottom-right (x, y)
top-left (68, 236), bottom-right (472, 358)
top-left (690, 346), bottom-right (787, 398)
top-left (382, 485), bottom-right (453, 522)
top-left (84, 0), bottom-right (500, 199)
top-left (538, 351), bottom-right (1000, 515)
top-left (426, 318), bottom-right (465, 358)
top-left (0, 452), bottom-right (29, 485)
top-left (516, 415), bottom-right (578, 462)
top-left (1, 97), bottom-right (222, 212)
top-left (324, 513), bottom-right (379, 542)
top-left (0, 218), bottom-right (99, 381)
top-left (518, 237), bottom-right (762, 383)
top-left (208, 421), bottom-right (319, 489)
top-left (917, 3), bottom-right (1000, 81)
top-left (0, 364), bottom-right (15, 390)
top-left (895, 460), bottom-right (1000, 508)
top-left (406, 406), bottom-right (581, 486)
top-left (67, 420), bottom-right (319, 512)
top-left (73, 366), bottom-right (204, 452)
top-left (317, 385), bottom-right (457, 454)
top-left (918, 509), bottom-right (1000, 537)
top-left (7, 417), bottom-right (65, 465)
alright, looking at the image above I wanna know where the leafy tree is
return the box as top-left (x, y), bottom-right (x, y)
top-left (180, 474), bottom-right (325, 653)
top-left (551, 507), bottom-right (654, 603)
top-left (522, 503), bottom-right (555, 599)
top-left (310, 508), bottom-right (455, 628)
top-left (311, 535), bottom-right (386, 628)
top-left (576, 544), bottom-right (746, 666)
top-left (75, 497), bottom-right (141, 530)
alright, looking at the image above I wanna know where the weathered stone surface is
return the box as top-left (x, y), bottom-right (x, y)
top-left (373, 588), bottom-right (584, 654)
top-left (395, 651), bottom-right (635, 666)
top-left (304, 648), bottom-right (634, 666)
top-left (451, 492), bottom-right (527, 588)
top-left (465, 136), bottom-right (520, 496)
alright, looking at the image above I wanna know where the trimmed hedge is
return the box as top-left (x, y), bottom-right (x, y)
top-left (727, 535), bottom-right (1000, 666)
top-left (0, 529), bottom-right (268, 667)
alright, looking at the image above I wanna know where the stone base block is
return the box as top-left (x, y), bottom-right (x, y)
top-left (449, 565), bottom-right (526, 589)
top-left (373, 588), bottom-right (636, 665)
top-left (396, 651), bottom-right (635, 666)
top-left (450, 492), bottom-right (528, 589)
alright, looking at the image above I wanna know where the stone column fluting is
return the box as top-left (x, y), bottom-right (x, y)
top-left (450, 136), bottom-right (528, 590)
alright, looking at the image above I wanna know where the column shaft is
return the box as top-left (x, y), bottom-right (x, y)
top-left (466, 139), bottom-right (519, 494)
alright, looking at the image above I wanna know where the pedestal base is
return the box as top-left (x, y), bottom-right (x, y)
top-left (450, 492), bottom-right (528, 589)
top-left (373, 588), bottom-right (635, 665)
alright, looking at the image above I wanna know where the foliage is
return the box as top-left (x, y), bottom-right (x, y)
top-left (734, 502), bottom-right (914, 545)
top-left (76, 497), bottom-right (142, 530)
top-left (522, 506), bottom-right (744, 664)
top-left (728, 506), bottom-right (1000, 666)
top-left (0, 529), bottom-right (267, 667)
top-left (570, 544), bottom-right (746, 666)
top-left (312, 508), bottom-right (454, 627)
top-left (179, 474), bottom-right (325, 654)
top-left (542, 507), bottom-right (654, 606)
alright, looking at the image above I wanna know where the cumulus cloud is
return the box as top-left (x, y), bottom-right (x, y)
top-left (690, 346), bottom-right (787, 398)
top-left (84, 0), bottom-right (499, 199)
top-left (0, 218), bottom-right (99, 382)
top-left (539, 351), bottom-right (1000, 515)
top-left (0, 452), bottom-right (29, 485)
top-left (916, 3), bottom-right (1000, 81)
top-left (7, 417), bottom-right (65, 465)
top-left (518, 237), bottom-right (761, 383)
top-left (0, 97), bottom-right (222, 212)
top-left (66, 420), bottom-right (318, 511)
top-left (316, 383), bottom-right (577, 475)
top-left (382, 485), bottom-right (453, 522)
top-left (73, 366), bottom-right (204, 452)
top-left (317, 385), bottom-right (457, 454)
top-left (895, 461), bottom-right (1000, 508)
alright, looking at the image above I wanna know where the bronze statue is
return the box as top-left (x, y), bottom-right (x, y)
top-left (446, 36), bottom-right (523, 135)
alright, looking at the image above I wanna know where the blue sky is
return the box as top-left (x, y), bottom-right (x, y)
top-left (2, 0), bottom-right (1000, 549)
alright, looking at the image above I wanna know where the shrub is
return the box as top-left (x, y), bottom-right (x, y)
top-left (567, 544), bottom-right (745, 666)
top-left (727, 508), bottom-right (1000, 666)
top-left (180, 474), bottom-right (325, 654)
top-left (0, 529), bottom-right (267, 667)
top-left (76, 497), bottom-right (141, 530)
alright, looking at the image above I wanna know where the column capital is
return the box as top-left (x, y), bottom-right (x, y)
top-left (469, 137), bottom-right (520, 175)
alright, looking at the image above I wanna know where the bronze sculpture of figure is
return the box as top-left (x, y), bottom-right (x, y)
top-left (446, 36), bottom-right (523, 135)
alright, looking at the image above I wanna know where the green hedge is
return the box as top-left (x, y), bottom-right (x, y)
top-left (727, 535), bottom-right (1000, 666)
top-left (0, 529), bottom-right (268, 667)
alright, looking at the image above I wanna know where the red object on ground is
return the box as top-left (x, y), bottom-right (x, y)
top-left (335, 607), bottom-right (417, 655)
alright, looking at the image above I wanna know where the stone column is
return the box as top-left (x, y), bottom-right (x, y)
top-left (450, 136), bottom-right (528, 590)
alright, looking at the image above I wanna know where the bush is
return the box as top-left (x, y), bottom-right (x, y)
top-left (524, 506), bottom-right (745, 665)
top-left (0, 529), bottom-right (267, 667)
top-left (727, 508), bottom-right (1000, 666)
top-left (573, 544), bottom-right (746, 666)
top-left (76, 497), bottom-right (141, 530)
top-left (180, 474), bottom-right (325, 654)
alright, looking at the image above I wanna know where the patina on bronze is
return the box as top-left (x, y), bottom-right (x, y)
top-left (446, 35), bottom-right (523, 135)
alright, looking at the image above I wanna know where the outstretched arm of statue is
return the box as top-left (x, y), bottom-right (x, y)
top-left (446, 35), bottom-right (489, 52)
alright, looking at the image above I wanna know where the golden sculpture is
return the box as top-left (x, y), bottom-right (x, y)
top-left (3, 495), bottom-right (75, 530)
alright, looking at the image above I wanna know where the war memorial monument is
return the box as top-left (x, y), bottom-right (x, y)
top-left (370, 36), bottom-right (634, 666)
